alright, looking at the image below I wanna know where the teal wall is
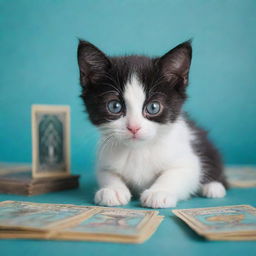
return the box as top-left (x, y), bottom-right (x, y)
top-left (0, 0), bottom-right (256, 173)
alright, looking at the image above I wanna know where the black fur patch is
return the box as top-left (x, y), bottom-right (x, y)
top-left (185, 116), bottom-right (227, 187)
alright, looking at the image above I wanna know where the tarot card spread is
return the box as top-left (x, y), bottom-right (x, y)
top-left (173, 205), bottom-right (256, 240)
top-left (0, 201), bottom-right (163, 243)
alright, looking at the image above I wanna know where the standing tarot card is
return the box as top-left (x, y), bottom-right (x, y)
top-left (173, 205), bottom-right (256, 240)
top-left (32, 105), bottom-right (70, 178)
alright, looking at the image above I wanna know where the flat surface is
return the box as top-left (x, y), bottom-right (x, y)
top-left (0, 175), bottom-right (256, 256)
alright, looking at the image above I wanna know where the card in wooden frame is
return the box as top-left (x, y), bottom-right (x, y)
top-left (32, 105), bottom-right (70, 178)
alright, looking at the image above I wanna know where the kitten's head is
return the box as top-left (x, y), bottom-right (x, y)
top-left (77, 40), bottom-right (192, 145)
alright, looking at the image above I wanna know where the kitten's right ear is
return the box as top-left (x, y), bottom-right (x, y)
top-left (77, 40), bottom-right (111, 86)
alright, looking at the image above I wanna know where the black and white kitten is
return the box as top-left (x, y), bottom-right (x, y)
top-left (77, 40), bottom-right (227, 208)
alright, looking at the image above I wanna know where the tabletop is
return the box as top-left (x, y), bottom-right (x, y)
top-left (1, 175), bottom-right (256, 256)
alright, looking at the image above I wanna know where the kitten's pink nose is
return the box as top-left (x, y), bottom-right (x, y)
top-left (127, 125), bottom-right (141, 135)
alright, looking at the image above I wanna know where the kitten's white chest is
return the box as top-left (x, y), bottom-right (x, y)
top-left (99, 142), bottom-right (171, 193)
top-left (119, 148), bottom-right (159, 192)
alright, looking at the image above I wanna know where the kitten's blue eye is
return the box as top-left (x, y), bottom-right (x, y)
top-left (146, 101), bottom-right (161, 115)
top-left (107, 100), bottom-right (122, 114)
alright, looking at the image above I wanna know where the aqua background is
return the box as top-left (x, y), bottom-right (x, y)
top-left (0, 0), bottom-right (256, 174)
top-left (1, 2), bottom-right (256, 255)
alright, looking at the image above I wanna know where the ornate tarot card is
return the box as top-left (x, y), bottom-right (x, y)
top-left (63, 207), bottom-right (158, 236)
top-left (225, 166), bottom-right (256, 187)
top-left (0, 201), bottom-right (95, 231)
top-left (0, 162), bottom-right (31, 175)
top-left (56, 207), bottom-right (162, 243)
top-left (173, 205), bottom-right (256, 237)
top-left (32, 105), bottom-right (70, 178)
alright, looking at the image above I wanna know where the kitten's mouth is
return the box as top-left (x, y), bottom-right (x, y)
top-left (129, 132), bottom-right (141, 139)
top-left (127, 134), bottom-right (145, 141)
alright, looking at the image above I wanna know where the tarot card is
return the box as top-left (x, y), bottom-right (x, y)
top-left (173, 205), bottom-right (256, 239)
top-left (0, 201), bottom-right (95, 231)
top-left (225, 166), bottom-right (256, 187)
top-left (0, 162), bottom-right (31, 175)
top-left (56, 207), bottom-right (162, 243)
top-left (64, 207), bottom-right (158, 235)
top-left (32, 105), bottom-right (70, 178)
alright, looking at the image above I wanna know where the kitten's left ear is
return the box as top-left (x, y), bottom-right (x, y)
top-left (158, 40), bottom-right (192, 86)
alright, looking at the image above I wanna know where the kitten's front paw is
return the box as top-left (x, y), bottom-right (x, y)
top-left (140, 189), bottom-right (177, 208)
top-left (94, 187), bottom-right (131, 206)
top-left (202, 181), bottom-right (226, 198)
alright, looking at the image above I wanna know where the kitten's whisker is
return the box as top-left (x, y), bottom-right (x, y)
top-left (104, 73), bottom-right (123, 91)
top-left (115, 68), bottom-right (122, 90)
top-left (104, 73), bottom-right (119, 85)
top-left (98, 135), bottom-right (114, 156)
top-left (148, 76), bottom-right (166, 95)
top-left (101, 82), bottom-right (122, 94)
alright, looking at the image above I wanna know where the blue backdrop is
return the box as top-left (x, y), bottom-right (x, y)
top-left (0, 0), bottom-right (256, 174)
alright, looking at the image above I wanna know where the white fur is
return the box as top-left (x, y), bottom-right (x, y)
top-left (95, 187), bottom-right (131, 206)
top-left (94, 74), bottom-right (225, 208)
top-left (202, 182), bottom-right (226, 198)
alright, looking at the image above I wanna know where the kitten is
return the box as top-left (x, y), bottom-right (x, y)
top-left (77, 40), bottom-right (227, 208)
